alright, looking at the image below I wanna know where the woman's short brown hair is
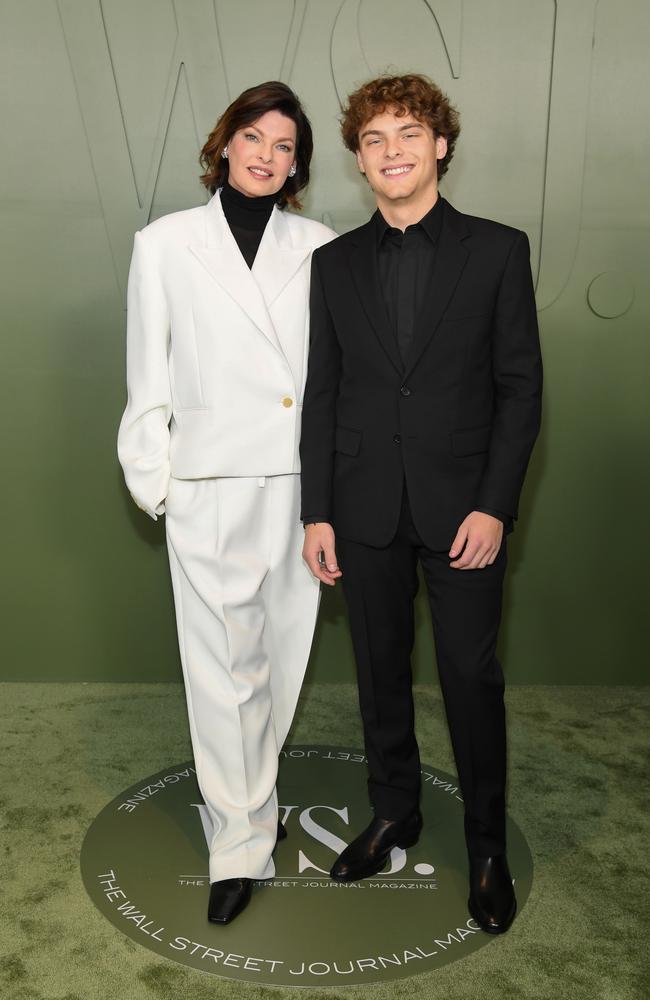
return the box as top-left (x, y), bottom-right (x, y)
top-left (340, 74), bottom-right (460, 180)
top-left (199, 81), bottom-right (313, 210)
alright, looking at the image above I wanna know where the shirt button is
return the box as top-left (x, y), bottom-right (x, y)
top-left (400, 385), bottom-right (411, 397)
top-left (282, 397), bottom-right (293, 408)
top-left (393, 434), bottom-right (401, 444)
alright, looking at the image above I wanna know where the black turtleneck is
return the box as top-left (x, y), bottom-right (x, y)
top-left (220, 182), bottom-right (278, 269)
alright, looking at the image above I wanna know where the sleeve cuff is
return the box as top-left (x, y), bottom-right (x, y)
top-left (474, 506), bottom-right (513, 531)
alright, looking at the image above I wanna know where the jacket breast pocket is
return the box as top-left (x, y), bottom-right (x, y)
top-left (451, 424), bottom-right (491, 457)
top-left (443, 310), bottom-right (491, 323)
top-left (335, 425), bottom-right (362, 456)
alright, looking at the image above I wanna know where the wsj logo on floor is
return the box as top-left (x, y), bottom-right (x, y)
top-left (188, 803), bottom-right (438, 889)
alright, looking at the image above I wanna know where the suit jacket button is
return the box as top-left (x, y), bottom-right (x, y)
top-left (393, 434), bottom-right (401, 444)
top-left (282, 397), bottom-right (293, 408)
top-left (400, 385), bottom-right (411, 397)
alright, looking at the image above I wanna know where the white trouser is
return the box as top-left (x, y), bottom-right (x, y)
top-left (165, 473), bottom-right (319, 882)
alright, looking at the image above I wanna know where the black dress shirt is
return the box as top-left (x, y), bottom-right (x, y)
top-left (220, 181), bottom-right (277, 268)
top-left (375, 195), bottom-right (443, 365)
top-left (303, 196), bottom-right (511, 532)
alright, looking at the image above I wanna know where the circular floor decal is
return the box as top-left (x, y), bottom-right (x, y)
top-left (81, 745), bottom-right (532, 986)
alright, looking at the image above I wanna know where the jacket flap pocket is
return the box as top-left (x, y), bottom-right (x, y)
top-left (451, 424), bottom-right (491, 457)
top-left (335, 425), bottom-right (362, 456)
top-left (443, 310), bottom-right (491, 323)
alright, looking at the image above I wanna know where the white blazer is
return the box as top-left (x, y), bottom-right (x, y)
top-left (117, 192), bottom-right (336, 519)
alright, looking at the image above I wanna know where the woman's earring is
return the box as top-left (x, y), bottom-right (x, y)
top-left (221, 146), bottom-right (229, 159)
top-left (288, 163), bottom-right (296, 177)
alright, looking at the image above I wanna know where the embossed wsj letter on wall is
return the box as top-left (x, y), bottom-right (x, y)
top-left (59, 0), bottom-right (598, 306)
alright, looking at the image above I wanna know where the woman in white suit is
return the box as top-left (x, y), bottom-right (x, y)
top-left (117, 81), bottom-right (336, 924)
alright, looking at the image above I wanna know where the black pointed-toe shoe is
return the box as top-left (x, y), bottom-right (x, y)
top-left (330, 813), bottom-right (423, 882)
top-left (207, 878), bottom-right (253, 924)
top-left (276, 819), bottom-right (287, 843)
top-left (468, 855), bottom-right (517, 934)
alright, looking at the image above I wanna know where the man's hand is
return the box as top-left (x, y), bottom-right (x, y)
top-left (449, 511), bottom-right (503, 570)
top-left (303, 522), bottom-right (342, 586)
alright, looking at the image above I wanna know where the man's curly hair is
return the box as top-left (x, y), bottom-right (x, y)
top-left (340, 73), bottom-right (460, 180)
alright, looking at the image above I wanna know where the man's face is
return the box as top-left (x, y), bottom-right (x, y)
top-left (355, 107), bottom-right (447, 206)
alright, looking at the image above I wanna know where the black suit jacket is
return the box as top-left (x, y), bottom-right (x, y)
top-left (300, 198), bottom-right (543, 550)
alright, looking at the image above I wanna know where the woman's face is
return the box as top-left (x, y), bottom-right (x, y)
top-left (226, 110), bottom-right (297, 198)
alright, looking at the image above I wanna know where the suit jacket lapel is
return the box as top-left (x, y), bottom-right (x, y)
top-left (253, 207), bottom-right (310, 308)
top-left (349, 221), bottom-right (404, 375)
top-left (403, 200), bottom-right (470, 376)
top-left (188, 192), bottom-right (284, 356)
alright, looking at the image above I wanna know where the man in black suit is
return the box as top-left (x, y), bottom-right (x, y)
top-left (300, 74), bottom-right (542, 934)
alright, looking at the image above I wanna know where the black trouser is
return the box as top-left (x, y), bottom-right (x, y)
top-left (336, 484), bottom-right (508, 858)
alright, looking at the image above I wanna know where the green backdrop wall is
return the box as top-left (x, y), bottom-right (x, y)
top-left (1, 0), bottom-right (648, 683)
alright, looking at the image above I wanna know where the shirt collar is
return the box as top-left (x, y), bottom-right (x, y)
top-left (373, 194), bottom-right (445, 247)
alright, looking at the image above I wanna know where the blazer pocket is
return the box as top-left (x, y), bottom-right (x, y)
top-left (442, 310), bottom-right (492, 324)
top-left (451, 424), bottom-right (492, 457)
top-left (335, 425), bottom-right (362, 456)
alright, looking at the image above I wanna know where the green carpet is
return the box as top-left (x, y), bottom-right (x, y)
top-left (1, 683), bottom-right (648, 999)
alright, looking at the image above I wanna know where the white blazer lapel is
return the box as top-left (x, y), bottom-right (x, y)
top-left (188, 192), bottom-right (283, 356)
top-left (252, 207), bottom-right (311, 308)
